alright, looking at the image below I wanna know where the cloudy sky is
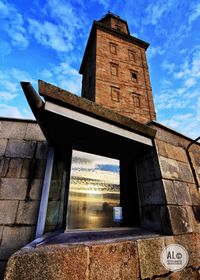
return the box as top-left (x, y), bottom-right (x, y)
top-left (0, 0), bottom-right (200, 138)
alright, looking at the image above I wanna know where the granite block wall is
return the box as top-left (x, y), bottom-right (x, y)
top-left (4, 233), bottom-right (200, 279)
top-left (137, 123), bottom-right (200, 236)
top-left (0, 118), bottom-right (48, 279)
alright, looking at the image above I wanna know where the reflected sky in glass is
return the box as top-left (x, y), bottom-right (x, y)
top-left (66, 150), bottom-right (120, 230)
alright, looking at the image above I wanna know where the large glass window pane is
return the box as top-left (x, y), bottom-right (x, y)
top-left (66, 150), bottom-right (120, 230)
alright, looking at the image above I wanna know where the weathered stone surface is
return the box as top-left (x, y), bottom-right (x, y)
top-left (174, 233), bottom-right (200, 267)
top-left (25, 123), bottom-right (46, 141)
top-left (0, 226), bottom-right (3, 241)
top-left (88, 241), bottom-right (139, 280)
top-left (137, 237), bottom-right (167, 279)
top-left (0, 178), bottom-right (27, 200)
top-left (168, 206), bottom-right (193, 234)
top-left (6, 158), bottom-right (23, 178)
top-left (0, 121), bottom-right (27, 139)
top-left (189, 149), bottom-right (200, 167)
top-left (160, 206), bottom-right (173, 234)
top-left (159, 156), bottom-right (180, 180)
top-left (186, 206), bottom-right (198, 230)
top-left (0, 157), bottom-right (5, 177)
top-left (20, 159), bottom-right (31, 178)
top-left (5, 245), bottom-right (88, 280)
top-left (155, 268), bottom-right (199, 280)
top-left (34, 159), bottom-right (46, 179)
top-left (16, 201), bottom-right (40, 225)
top-left (142, 205), bottom-right (163, 232)
top-left (0, 139), bottom-right (7, 156)
top-left (156, 140), bottom-right (188, 163)
top-left (6, 140), bottom-right (36, 158)
top-left (29, 179), bottom-right (43, 200)
top-left (0, 158), bottom-right (9, 177)
top-left (1, 226), bottom-right (34, 250)
top-left (142, 180), bottom-right (166, 205)
top-left (194, 166), bottom-right (200, 186)
top-left (0, 201), bottom-right (18, 224)
top-left (163, 180), bottom-right (177, 204)
top-left (137, 156), bottom-right (161, 183)
top-left (173, 181), bottom-right (192, 205)
top-left (159, 156), bottom-right (195, 183)
top-left (35, 142), bottom-right (48, 159)
top-left (177, 161), bottom-right (195, 183)
top-left (153, 125), bottom-right (189, 148)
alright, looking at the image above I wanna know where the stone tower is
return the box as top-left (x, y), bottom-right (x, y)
top-left (80, 13), bottom-right (156, 124)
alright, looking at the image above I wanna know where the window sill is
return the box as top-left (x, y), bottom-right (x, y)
top-left (25, 228), bottom-right (161, 248)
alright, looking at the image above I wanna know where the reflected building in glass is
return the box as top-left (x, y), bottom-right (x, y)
top-left (67, 150), bottom-right (121, 230)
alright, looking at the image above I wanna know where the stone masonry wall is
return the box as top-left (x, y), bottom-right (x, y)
top-left (5, 233), bottom-right (200, 279)
top-left (137, 123), bottom-right (200, 235)
top-left (154, 124), bottom-right (200, 234)
top-left (0, 118), bottom-right (48, 279)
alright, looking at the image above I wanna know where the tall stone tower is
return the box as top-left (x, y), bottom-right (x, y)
top-left (79, 13), bottom-right (156, 124)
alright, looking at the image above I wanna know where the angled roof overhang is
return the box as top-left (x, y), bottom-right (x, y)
top-left (21, 80), bottom-right (156, 159)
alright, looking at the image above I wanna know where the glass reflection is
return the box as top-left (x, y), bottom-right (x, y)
top-left (66, 150), bottom-right (120, 229)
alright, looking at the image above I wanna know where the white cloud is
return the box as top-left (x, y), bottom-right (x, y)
top-left (161, 111), bottom-right (200, 139)
top-left (28, 0), bottom-right (89, 54)
top-left (28, 19), bottom-right (73, 52)
top-left (0, 40), bottom-right (11, 57)
top-left (145, 1), bottom-right (173, 25)
top-left (47, 0), bottom-right (87, 28)
top-left (95, 0), bottom-right (110, 9)
top-left (0, 104), bottom-right (23, 118)
top-left (0, 67), bottom-right (35, 108)
top-left (155, 91), bottom-right (189, 111)
top-left (40, 61), bottom-right (81, 95)
top-left (147, 46), bottom-right (165, 58)
top-left (71, 150), bottom-right (119, 185)
top-left (0, 0), bottom-right (28, 49)
top-left (189, 3), bottom-right (200, 24)
top-left (0, 66), bottom-right (35, 119)
top-left (174, 48), bottom-right (200, 86)
top-left (161, 60), bottom-right (176, 74)
top-left (0, 91), bottom-right (17, 101)
top-left (184, 77), bottom-right (196, 88)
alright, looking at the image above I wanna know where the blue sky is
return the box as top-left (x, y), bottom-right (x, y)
top-left (0, 0), bottom-right (200, 139)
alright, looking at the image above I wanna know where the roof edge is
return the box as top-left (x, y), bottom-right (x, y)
top-left (149, 120), bottom-right (199, 143)
top-left (0, 116), bottom-right (36, 123)
top-left (39, 80), bottom-right (156, 139)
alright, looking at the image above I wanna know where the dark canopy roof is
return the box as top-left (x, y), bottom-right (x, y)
top-left (21, 80), bottom-right (156, 159)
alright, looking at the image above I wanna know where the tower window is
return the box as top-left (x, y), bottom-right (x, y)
top-left (128, 50), bottom-right (135, 62)
top-left (111, 86), bottom-right (120, 102)
top-left (110, 42), bottom-right (117, 54)
top-left (110, 63), bottom-right (119, 76)
top-left (132, 93), bottom-right (141, 108)
top-left (115, 24), bottom-right (122, 31)
top-left (130, 70), bottom-right (138, 82)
